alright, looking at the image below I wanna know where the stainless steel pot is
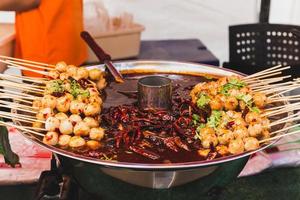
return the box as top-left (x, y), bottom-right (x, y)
top-left (14, 61), bottom-right (279, 196)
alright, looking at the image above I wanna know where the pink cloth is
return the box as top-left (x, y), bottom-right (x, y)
top-left (0, 127), bottom-right (51, 185)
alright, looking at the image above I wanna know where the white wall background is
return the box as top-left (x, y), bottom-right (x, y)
top-left (1, 0), bottom-right (300, 63)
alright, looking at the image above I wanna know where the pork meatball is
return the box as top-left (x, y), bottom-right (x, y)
top-left (88, 68), bottom-right (103, 81)
top-left (69, 114), bottom-right (82, 125)
top-left (58, 135), bottom-right (71, 147)
top-left (45, 117), bottom-right (60, 131)
top-left (54, 112), bottom-right (68, 121)
top-left (83, 117), bottom-right (99, 128)
top-left (89, 127), bottom-right (105, 141)
top-left (56, 95), bottom-right (71, 113)
top-left (43, 131), bottom-right (59, 146)
top-left (70, 100), bottom-right (85, 114)
top-left (228, 138), bottom-right (245, 154)
top-left (83, 102), bottom-right (101, 116)
top-left (55, 61), bottom-right (67, 72)
top-left (41, 95), bottom-right (56, 109)
top-left (59, 119), bottom-right (73, 135)
top-left (66, 65), bottom-right (78, 77)
top-left (86, 140), bottom-right (101, 150)
top-left (75, 67), bottom-right (89, 80)
top-left (73, 121), bottom-right (90, 136)
top-left (244, 137), bottom-right (259, 151)
top-left (69, 136), bottom-right (86, 148)
top-left (48, 70), bottom-right (60, 79)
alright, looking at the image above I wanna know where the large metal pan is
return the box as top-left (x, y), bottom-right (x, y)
top-left (14, 61), bottom-right (279, 197)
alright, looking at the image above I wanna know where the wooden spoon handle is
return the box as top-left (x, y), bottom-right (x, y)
top-left (80, 31), bottom-right (124, 83)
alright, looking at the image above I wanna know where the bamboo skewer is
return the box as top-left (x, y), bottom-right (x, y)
top-left (25, 126), bottom-right (47, 131)
top-left (246, 65), bottom-right (282, 78)
top-left (0, 100), bottom-right (37, 111)
top-left (5, 59), bottom-right (53, 71)
top-left (0, 110), bottom-right (37, 120)
top-left (244, 65), bottom-right (290, 80)
top-left (260, 129), bottom-right (300, 143)
top-left (0, 93), bottom-right (35, 100)
top-left (0, 88), bottom-right (36, 98)
top-left (0, 73), bottom-right (46, 84)
top-left (268, 86), bottom-right (300, 98)
top-left (0, 112), bottom-right (41, 124)
top-left (269, 115), bottom-right (300, 127)
top-left (263, 84), bottom-right (300, 95)
top-left (248, 76), bottom-right (292, 89)
top-left (245, 67), bottom-right (290, 81)
top-left (244, 72), bottom-right (282, 82)
top-left (0, 77), bottom-right (44, 89)
top-left (0, 121), bottom-right (44, 137)
top-left (5, 64), bottom-right (48, 76)
top-left (0, 55), bottom-right (54, 67)
top-left (270, 123), bottom-right (300, 136)
top-left (0, 81), bottom-right (44, 93)
top-left (10, 74), bottom-right (47, 81)
top-left (0, 104), bottom-right (37, 114)
top-left (252, 81), bottom-right (294, 91)
top-left (263, 102), bottom-right (300, 117)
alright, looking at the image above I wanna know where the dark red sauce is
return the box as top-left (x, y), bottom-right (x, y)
top-left (79, 73), bottom-right (219, 164)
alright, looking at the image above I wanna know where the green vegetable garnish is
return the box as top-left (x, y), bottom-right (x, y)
top-left (192, 114), bottom-right (200, 125)
top-left (196, 93), bottom-right (210, 108)
top-left (48, 80), bottom-right (65, 94)
top-left (236, 94), bottom-right (252, 105)
top-left (207, 110), bottom-right (222, 128)
top-left (236, 94), bottom-right (260, 112)
top-left (251, 106), bottom-right (261, 113)
top-left (220, 78), bottom-right (246, 96)
top-left (70, 80), bottom-right (90, 98)
top-left (194, 123), bottom-right (206, 140)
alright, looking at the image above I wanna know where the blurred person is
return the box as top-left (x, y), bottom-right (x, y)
top-left (0, 0), bottom-right (87, 76)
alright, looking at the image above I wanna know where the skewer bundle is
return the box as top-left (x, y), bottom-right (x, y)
top-left (0, 55), bottom-right (299, 157)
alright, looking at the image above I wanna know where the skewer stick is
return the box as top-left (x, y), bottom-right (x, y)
top-left (25, 126), bottom-right (47, 131)
top-left (0, 55), bottom-right (54, 67)
top-left (263, 108), bottom-right (292, 117)
top-left (0, 76), bottom-right (44, 89)
top-left (10, 74), bottom-right (47, 80)
top-left (0, 81), bottom-right (44, 93)
top-left (270, 123), bottom-right (300, 135)
top-left (0, 115), bottom-right (37, 124)
top-left (0, 73), bottom-right (46, 84)
top-left (260, 129), bottom-right (300, 143)
top-left (262, 102), bottom-right (300, 116)
top-left (252, 81), bottom-right (294, 91)
top-left (268, 97), bottom-right (300, 103)
top-left (0, 93), bottom-right (35, 100)
top-left (264, 84), bottom-right (300, 95)
top-left (269, 85), bottom-right (300, 98)
top-left (265, 104), bottom-right (287, 111)
top-left (0, 111), bottom-right (37, 120)
top-left (245, 65), bottom-right (290, 80)
top-left (269, 115), bottom-right (300, 127)
top-left (0, 114), bottom-right (43, 124)
top-left (0, 121), bottom-right (44, 137)
top-left (0, 97), bottom-right (33, 105)
top-left (0, 104), bottom-right (37, 114)
top-left (244, 72), bottom-right (282, 82)
top-left (0, 100), bottom-right (37, 110)
top-left (5, 63), bottom-right (48, 76)
top-left (5, 59), bottom-right (53, 71)
top-left (247, 76), bottom-right (290, 86)
top-left (246, 65), bottom-right (282, 78)
top-left (0, 88), bottom-right (36, 97)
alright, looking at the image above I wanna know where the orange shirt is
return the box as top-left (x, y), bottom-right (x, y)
top-left (15, 0), bottom-right (87, 77)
